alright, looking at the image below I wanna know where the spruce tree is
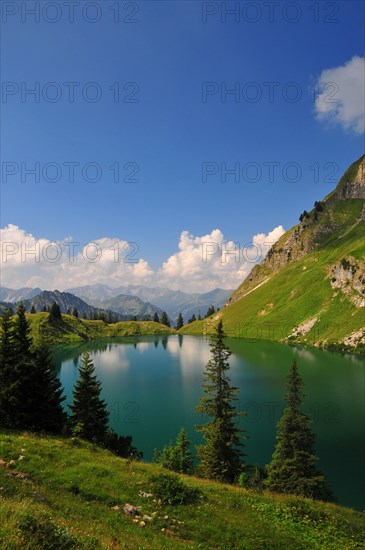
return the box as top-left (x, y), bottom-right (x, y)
top-left (196, 320), bottom-right (246, 483)
top-left (30, 305), bottom-right (36, 314)
top-left (9, 303), bottom-right (36, 428)
top-left (30, 345), bottom-right (67, 433)
top-left (188, 313), bottom-right (196, 324)
top-left (72, 308), bottom-right (79, 318)
top-left (160, 311), bottom-right (170, 327)
top-left (176, 312), bottom-right (184, 330)
top-left (13, 302), bottom-right (32, 360)
top-left (153, 312), bottom-right (160, 323)
top-left (0, 309), bottom-right (15, 427)
top-left (154, 427), bottom-right (193, 474)
top-left (266, 360), bottom-right (333, 500)
top-left (49, 302), bottom-right (62, 321)
top-left (69, 352), bottom-right (109, 442)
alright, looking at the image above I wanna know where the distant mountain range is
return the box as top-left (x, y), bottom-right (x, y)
top-left (0, 290), bottom-right (162, 322)
top-left (0, 285), bottom-right (233, 324)
top-left (85, 294), bottom-right (164, 319)
top-left (0, 287), bottom-right (42, 302)
top-left (66, 285), bottom-right (234, 322)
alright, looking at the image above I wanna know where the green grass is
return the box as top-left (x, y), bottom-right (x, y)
top-left (26, 313), bottom-right (176, 346)
top-left (0, 431), bottom-right (364, 549)
top-left (180, 178), bottom-right (365, 353)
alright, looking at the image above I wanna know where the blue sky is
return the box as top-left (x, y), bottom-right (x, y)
top-left (1, 1), bottom-right (364, 291)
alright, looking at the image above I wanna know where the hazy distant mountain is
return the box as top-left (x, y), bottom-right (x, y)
top-left (67, 284), bottom-right (234, 322)
top-left (87, 294), bottom-right (164, 319)
top-left (14, 289), bottom-right (161, 322)
top-left (0, 287), bottom-right (42, 303)
top-left (0, 301), bottom-right (15, 314)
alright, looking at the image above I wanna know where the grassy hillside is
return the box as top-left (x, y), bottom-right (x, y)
top-left (0, 432), bottom-right (364, 549)
top-left (181, 157), bottom-right (365, 352)
top-left (26, 313), bottom-right (176, 346)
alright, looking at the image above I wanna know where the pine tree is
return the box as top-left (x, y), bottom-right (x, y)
top-left (174, 427), bottom-right (193, 473)
top-left (176, 312), bottom-right (184, 330)
top-left (9, 303), bottom-right (36, 428)
top-left (154, 427), bottom-right (193, 473)
top-left (0, 309), bottom-right (15, 427)
top-left (160, 311), bottom-right (170, 327)
top-left (49, 302), bottom-right (62, 321)
top-left (30, 345), bottom-right (67, 433)
top-left (204, 305), bottom-right (215, 318)
top-left (72, 308), bottom-right (79, 318)
top-left (153, 312), bottom-right (160, 323)
top-left (196, 320), bottom-right (246, 483)
top-left (30, 305), bottom-right (36, 314)
top-left (69, 352), bottom-right (109, 442)
top-left (13, 302), bottom-right (32, 360)
top-left (188, 313), bottom-right (196, 324)
top-left (266, 360), bottom-right (333, 500)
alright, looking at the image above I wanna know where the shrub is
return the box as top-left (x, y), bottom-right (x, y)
top-left (18, 513), bottom-right (78, 549)
top-left (149, 473), bottom-right (203, 505)
top-left (239, 464), bottom-right (267, 492)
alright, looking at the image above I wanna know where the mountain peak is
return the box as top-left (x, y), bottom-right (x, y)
top-left (334, 154), bottom-right (365, 200)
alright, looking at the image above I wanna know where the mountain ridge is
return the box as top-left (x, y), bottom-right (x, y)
top-left (181, 155), bottom-right (365, 352)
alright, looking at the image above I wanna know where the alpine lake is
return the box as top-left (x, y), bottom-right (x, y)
top-left (52, 335), bottom-right (365, 511)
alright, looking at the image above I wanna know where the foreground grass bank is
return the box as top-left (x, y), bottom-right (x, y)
top-left (0, 432), bottom-right (364, 549)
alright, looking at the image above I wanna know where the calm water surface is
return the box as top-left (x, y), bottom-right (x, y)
top-left (52, 335), bottom-right (365, 510)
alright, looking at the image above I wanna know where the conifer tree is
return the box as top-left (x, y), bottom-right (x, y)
top-left (49, 302), bottom-right (62, 321)
top-left (176, 312), bottom-right (184, 330)
top-left (1, 306), bottom-right (66, 433)
top-left (266, 360), bottom-right (333, 500)
top-left (204, 305), bottom-right (215, 318)
top-left (30, 344), bottom-right (67, 433)
top-left (188, 313), bottom-right (196, 324)
top-left (30, 305), bottom-right (36, 314)
top-left (153, 312), bottom-right (160, 323)
top-left (154, 427), bottom-right (193, 474)
top-left (0, 309), bottom-right (15, 427)
top-left (9, 303), bottom-right (36, 428)
top-left (72, 308), bottom-right (79, 318)
top-left (13, 302), bottom-right (32, 360)
top-left (69, 352), bottom-right (109, 442)
top-left (160, 311), bottom-right (170, 327)
top-left (196, 321), bottom-right (246, 483)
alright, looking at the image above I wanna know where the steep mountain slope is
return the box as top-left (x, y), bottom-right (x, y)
top-left (181, 155), bottom-right (365, 352)
top-left (22, 290), bottom-right (112, 319)
top-left (78, 294), bottom-right (164, 319)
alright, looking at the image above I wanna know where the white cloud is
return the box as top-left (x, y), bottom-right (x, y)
top-left (0, 224), bottom-right (153, 290)
top-left (157, 226), bottom-right (285, 292)
top-left (314, 55), bottom-right (365, 134)
top-left (0, 224), bottom-right (285, 293)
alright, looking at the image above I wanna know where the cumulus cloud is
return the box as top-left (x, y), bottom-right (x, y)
top-left (0, 224), bottom-right (153, 290)
top-left (314, 55), bottom-right (365, 134)
top-left (158, 226), bottom-right (285, 292)
top-left (0, 224), bottom-right (285, 293)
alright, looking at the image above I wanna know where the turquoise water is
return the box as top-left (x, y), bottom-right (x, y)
top-left (52, 335), bottom-right (365, 510)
